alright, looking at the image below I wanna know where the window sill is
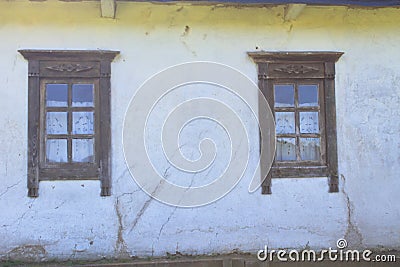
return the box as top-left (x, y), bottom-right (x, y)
top-left (39, 166), bottom-right (99, 181)
top-left (271, 165), bottom-right (329, 178)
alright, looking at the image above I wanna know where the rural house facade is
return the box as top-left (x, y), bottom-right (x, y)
top-left (0, 0), bottom-right (399, 263)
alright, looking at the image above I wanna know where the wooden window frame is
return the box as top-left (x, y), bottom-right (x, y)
top-left (19, 50), bottom-right (119, 197)
top-left (248, 51), bottom-right (343, 194)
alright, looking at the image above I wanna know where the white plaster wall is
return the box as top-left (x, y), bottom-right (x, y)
top-left (0, 1), bottom-right (399, 261)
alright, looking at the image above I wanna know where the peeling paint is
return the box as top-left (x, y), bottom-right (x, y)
top-left (5, 245), bottom-right (46, 262)
top-left (181, 25), bottom-right (190, 37)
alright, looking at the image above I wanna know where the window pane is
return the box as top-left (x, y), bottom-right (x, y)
top-left (300, 112), bottom-right (319, 133)
top-left (300, 138), bottom-right (320, 161)
top-left (275, 112), bottom-right (295, 134)
top-left (299, 85), bottom-right (318, 107)
top-left (72, 112), bottom-right (94, 134)
top-left (46, 139), bottom-right (68, 163)
top-left (72, 84), bottom-right (94, 107)
top-left (72, 139), bottom-right (94, 162)
top-left (276, 138), bottom-right (296, 161)
top-left (46, 84), bottom-right (68, 107)
top-left (274, 84), bottom-right (294, 107)
top-left (47, 112), bottom-right (68, 134)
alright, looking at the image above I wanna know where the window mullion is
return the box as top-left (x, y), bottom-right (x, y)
top-left (67, 83), bottom-right (73, 163)
top-left (294, 82), bottom-right (301, 161)
top-left (20, 49), bottom-right (119, 197)
top-left (248, 51), bottom-right (342, 193)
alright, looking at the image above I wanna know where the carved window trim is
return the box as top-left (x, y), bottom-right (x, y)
top-left (19, 50), bottom-right (119, 197)
top-left (248, 51), bottom-right (343, 194)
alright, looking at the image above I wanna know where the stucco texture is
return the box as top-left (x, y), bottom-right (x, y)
top-left (0, 1), bottom-right (399, 261)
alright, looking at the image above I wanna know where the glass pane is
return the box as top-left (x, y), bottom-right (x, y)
top-left (72, 112), bottom-right (94, 134)
top-left (72, 84), bottom-right (94, 107)
top-left (274, 84), bottom-right (294, 107)
top-left (275, 112), bottom-right (295, 134)
top-left (299, 85), bottom-right (318, 107)
top-left (300, 112), bottom-right (319, 133)
top-left (46, 84), bottom-right (68, 107)
top-left (46, 139), bottom-right (68, 163)
top-left (72, 139), bottom-right (94, 162)
top-left (276, 138), bottom-right (296, 161)
top-left (47, 112), bottom-right (68, 134)
top-left (300, 138), bottom-right (320, 161)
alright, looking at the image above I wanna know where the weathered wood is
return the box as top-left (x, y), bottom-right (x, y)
top-left (325, 62), bottom-right (339, 192)
top-left (284, 4), bottom-right (307, 21)
top-left (261, 172), bottom-right (272, 195)
top-left (27, 60), bottom-right (40, 197)
top-left (249, 51), bottom-right (343, 193)
top-left (231, 259), bottom-right (245, 267)
top-left (319, 78), bottom-right (327, 166)
top-left (19, 50), bottom-right (119, 197)
top-left (294, 83), bottom-right (300, 161)
top-left (248, 51), bottom-right (343, 63)
top-left (277, 133), bottom-right (320, 138)
top-left (258, 63), bottom-right (273, 195)
top-left (271, 166), bottom-right (329, 178)
top-left (67, 83), bottom-right (73, 162)
top-left (46, 134), bottom-right (95, 139)
top-left (99, 60), bottom-right (112, 196)
top-left (40, 61), bottom-right (100, 78)
top-left (18, 50), bottom-right (119, 61)
top-left (267, 63), bottom-right (325, 79)
top-left (46, 106), bottom-right (94, 112)
top-left (275, 106), bottom-right (319, 112)
top-left (101, 0), bottom-right (116, 19)
top-left (40, 165), bottom-right (99, 180)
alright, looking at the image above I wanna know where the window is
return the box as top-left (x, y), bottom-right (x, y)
top-left (19, 50), bottom-right (119, 197)
top-left (248, 52), bottom-right (343, 194)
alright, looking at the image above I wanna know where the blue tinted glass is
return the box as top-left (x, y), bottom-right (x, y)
top-left (274, 84), bottom-right (294, 107)
top-left (72, 84), bottom-right (94, 107)
top-left (299, 85), bottom-right (318, 107)
top-left (46, 84), bottom-right (68, 107)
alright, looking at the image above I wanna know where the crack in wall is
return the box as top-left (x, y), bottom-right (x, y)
top-left (341, 174), bottom-right (363, 248)
top-left (54, 200), bottom-right (66, 210)
top-left (9, 198), bottom-right (36, 235)
top-left (113, 167), bottom-right (143, 256)
top-left (158, 206), bottom-right (178, 239)
top-left (0, 180), bottom-right (22, 198)
top-left (175, 227), bottom-right (214, 234)
top-left (114, 198), bottom-right (129, 257)
top-left (113, 166), bottom-right (170, 256)
top-left (128, 176), bottom-right (169, 232)
top-left (5, 154), bottom-right (7, 176)
top-left (112, 166), bottom-right (169, 259)
top-left (157, 171), bottom-right (201, 239)
top-left (127, 195), bottom-right (153, 234)
top-left (115, 168), bottom-right (131, 184)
